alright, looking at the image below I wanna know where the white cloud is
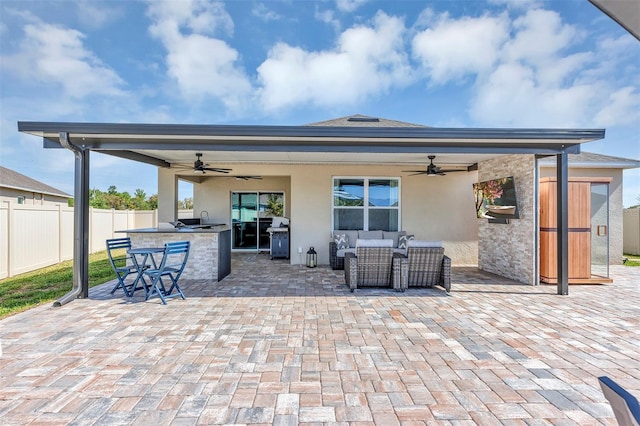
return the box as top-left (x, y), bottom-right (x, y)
top-left (315, 7), bottom-right (341, 32)
top-left (1, 21), bottom-right (125, 99)
top-left (502, 9), bottom-right (582, 65)
top-left (75, 0), bottom-right (121, 29)
top-left (412, 12), bottom-right (509, 84)
top-left (487, 0), bottom-right (542, 11)
top-left (252, 3), bottom-right (282, 22)
top-left (257, 12), bottom-right (413, 111)
top-left (458, 8), bottom-right (638, 128)
top-left (336, 0), bottom-right (368, 13)
top-left (146, 0), bottom-right (252, 111)
top-left (594, 87), bottom-right (640, 127)
top-left (147, 0), bottom-right (233, 37)
top-left (471, 62), bottom-right (595, 127)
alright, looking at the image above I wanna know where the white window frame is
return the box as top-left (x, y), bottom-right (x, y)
top-left (331, 176), bottom-right (401, 231)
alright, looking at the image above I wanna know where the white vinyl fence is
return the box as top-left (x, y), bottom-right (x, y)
top-left (0, 202), bottom-right (158, 279)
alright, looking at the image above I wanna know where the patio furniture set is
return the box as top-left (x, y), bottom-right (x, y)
top-left (331, 230), bottom-right (451, 293)
top-left (106, 237), bottom-right (191, 305)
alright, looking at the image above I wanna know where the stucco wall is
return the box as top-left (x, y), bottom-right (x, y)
top-left (0, 188), bottom-right (69, 206)
top-left (478, 155), bottom-right (536, 285)
top-left (539, 167), bottom-right (624, 264)
top-left (624, 208), bottom-right (640, 255)
top-left (159, 163), bottom-right (479, 266)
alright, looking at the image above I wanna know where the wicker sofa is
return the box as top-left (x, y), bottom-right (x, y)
top-left (330, 230), bottom-right (411, 270)
top-left (395, 240), bottom-right (451, 293)
top-left (344, 239), bottom-right (404, 292)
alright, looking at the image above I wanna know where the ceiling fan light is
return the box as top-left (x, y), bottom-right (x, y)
top-left (194, 169), bottom-right (204, 174)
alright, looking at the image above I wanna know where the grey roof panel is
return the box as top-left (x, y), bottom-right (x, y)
top-left (539, 151), bottom-right (640, 169)
top-left (306, 114), bottom-right (428, 128)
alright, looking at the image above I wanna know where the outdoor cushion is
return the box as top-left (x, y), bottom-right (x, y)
top-left (356, 238), bottom-right (394, 248)
top-left (398, 234), bottom-right (415, 249)
top-left (336, 248), bottom-right (356, 258)
top-left (334, 233), bottom-right (349, 250)
top-left (333, 230), bottom-right (359, 248)
top-left (358, 230), bottom-right (383, 240)
top-left (383, 231), bottom-right (404, 248)
top-left (408, 240), bottom-right (443, 248)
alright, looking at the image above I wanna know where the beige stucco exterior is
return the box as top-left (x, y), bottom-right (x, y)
top-left (157, 157), bottom-right (630, 280)
top-left (0, 187), bottom-right (70, 206)
top-left (159, 163), bottom-right (479, 266)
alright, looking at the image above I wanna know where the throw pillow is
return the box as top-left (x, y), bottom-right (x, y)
top-left (334, 233), bottom-right (348, 250)
top-left (398, 234), bottom-right (415, 249)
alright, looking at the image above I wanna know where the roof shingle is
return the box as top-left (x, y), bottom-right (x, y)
top-left (0, 166), bottom-right (71, 198)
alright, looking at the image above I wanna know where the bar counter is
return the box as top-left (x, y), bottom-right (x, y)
top-left (118, 226), bottom-right (231, 281)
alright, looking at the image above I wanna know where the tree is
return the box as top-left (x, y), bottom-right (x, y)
top-left (178, 197), bottom-right (193, 210)
top-left (87, 186), bottom-right (158, 210)
top-left (265, 194), bottom-right (284, 217)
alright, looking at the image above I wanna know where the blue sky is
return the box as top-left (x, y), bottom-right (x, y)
top-left (1, 0), bottom-right (638, 205)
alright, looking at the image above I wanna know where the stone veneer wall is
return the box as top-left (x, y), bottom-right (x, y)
top-left (478, 155), bottom-right (536, 285)
top-left (128, 232), bottom-right (220, 280)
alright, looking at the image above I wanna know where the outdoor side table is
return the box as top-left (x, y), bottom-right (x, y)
top-left (128, 247), bottom-right (165, 296)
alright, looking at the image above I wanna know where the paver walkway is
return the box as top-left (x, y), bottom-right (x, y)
top-left (1, 254), bottom-right (639, 425)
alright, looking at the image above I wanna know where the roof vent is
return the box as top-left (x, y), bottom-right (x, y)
top-left (347, 117), bottom-right (380, 122)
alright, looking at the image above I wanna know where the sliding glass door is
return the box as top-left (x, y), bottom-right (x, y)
top-left (231, 191), bottom-right (284, 251)
top-left (231, 192), bottom-right (258, 249)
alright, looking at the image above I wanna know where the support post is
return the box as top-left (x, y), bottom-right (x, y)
top-left (55, 132), bottom-right (90, 306)
top-left (556, 151), bottom-right (569, 295)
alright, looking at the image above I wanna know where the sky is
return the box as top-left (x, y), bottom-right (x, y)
top-left (0, 0), bottom-right (639, 206)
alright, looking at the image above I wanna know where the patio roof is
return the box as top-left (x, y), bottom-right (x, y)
top-left (16, 118), bottom-right (606, 303)
top-left (17, 121), bottom-right (605, 169)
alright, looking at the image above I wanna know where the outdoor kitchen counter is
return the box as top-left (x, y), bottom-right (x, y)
top-left (118, 227), bottom-right (231, 281)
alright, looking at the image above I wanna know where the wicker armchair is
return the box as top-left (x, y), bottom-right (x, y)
top-left (344, 239), bottom-right (403, 292)
top-left (396, 241), bottom-right (451, 293)
top-left (329, 241), bottom-right (344, 270)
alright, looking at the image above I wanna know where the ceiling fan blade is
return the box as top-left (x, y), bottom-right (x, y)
top-left (236, 176), bottom-right (263, 180)
top-left (408, 172), bottom-right (428, 176)
top-left (403, 170), bottom-right (427, 173)
top-left (203, 167), bottom-right (232, 173)
top-left (438, 169), bottom-right (466, 173)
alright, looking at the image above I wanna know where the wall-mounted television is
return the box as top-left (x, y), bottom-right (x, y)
top-left (473, 176), bottom-right (519, 222)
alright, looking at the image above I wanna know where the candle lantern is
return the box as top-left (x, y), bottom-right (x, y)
top-left (306, 247), bottom-right (317, 268)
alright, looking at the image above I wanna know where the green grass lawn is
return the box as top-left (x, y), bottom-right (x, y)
top-left (0, 250), bottom-right (117, 319)
top-left (623, 254), bottom-right (640, 267)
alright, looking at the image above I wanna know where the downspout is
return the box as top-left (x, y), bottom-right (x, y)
top-left (55, 132), bottom-right (90, 306)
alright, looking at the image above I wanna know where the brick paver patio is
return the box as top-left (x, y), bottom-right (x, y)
top-left (1, 254), bottom-right (638, 425)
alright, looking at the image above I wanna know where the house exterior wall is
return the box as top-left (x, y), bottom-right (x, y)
top-left (539, 167), bottom-right (624, 264)
top-left (159, 163), bottom-right (479, 266)
top-left (157, 169), bottom-right (178, 223)
top-left (0, 187), bottom-right (69, 206)
top-left (478, 155), bottom-right (536, 285)
top-left (624, 207), bottom-right (640, 255)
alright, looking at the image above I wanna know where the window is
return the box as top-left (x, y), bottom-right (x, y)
top-left (332, 177), bottom-right (400, 231)
top-left (17, 196), bottom-right (24, 204)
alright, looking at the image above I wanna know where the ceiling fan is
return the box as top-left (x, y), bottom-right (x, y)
top-left (174, 153), bottom-right (232, 174)
top-left (404, 155), bottom-right (471, 176)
